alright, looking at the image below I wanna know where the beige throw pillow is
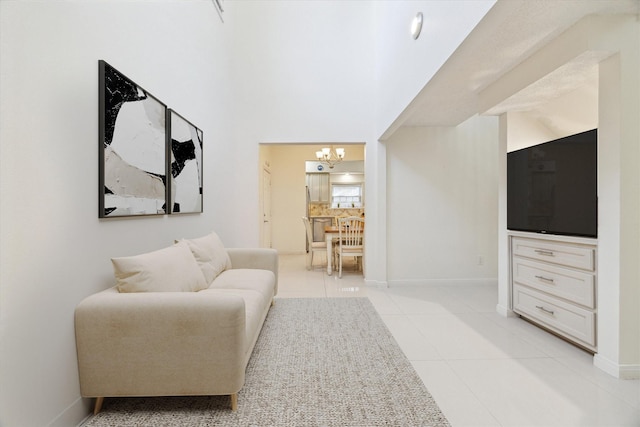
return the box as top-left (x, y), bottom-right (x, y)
top-left (112, 241), bottom-right (208, 293)
top-left (178, 231), bottom-right (232, 285)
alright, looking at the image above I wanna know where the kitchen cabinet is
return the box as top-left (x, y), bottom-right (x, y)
top-left (306, 173), bottom-right (330, 203)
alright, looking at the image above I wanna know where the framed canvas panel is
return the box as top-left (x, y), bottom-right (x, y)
top-left (168, 109), bottom-right (203, 214)
top-left (98, 60), bottom-right (168, 217)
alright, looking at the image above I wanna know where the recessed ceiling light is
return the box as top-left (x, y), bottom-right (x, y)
top-left (411, 12), bottom-right (423, 40)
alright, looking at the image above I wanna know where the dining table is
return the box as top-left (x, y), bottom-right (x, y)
top-left (324, 224), bottom-right (364, 275)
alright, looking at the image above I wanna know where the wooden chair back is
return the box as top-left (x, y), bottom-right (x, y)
top-left (338, 216), bottom-right (364, 249)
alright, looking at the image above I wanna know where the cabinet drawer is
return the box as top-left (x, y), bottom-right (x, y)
top-left (512, 258), bottom-right (595, 308)
top-left (513, 284), bottom-right (595, 348)
top-left (512, 237), bottom-right (595, 271)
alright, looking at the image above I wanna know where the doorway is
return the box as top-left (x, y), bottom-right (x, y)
top-left (259, 143), bottom-right (365, 254)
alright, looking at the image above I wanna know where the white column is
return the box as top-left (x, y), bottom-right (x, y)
top-left (363, 139), bottom-right (388, 286)
top-left (496, 113), bottom-right (512, 316)
top-left (595, 27), bottom-right (640, 378)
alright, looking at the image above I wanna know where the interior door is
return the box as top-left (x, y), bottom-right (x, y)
top-left (261, 168), bottom-right (272, 248)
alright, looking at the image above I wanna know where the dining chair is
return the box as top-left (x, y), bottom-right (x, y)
top-left (336, 216), bottom-right (364, 278)
top-left (302, 217), bottom-right (327, 270)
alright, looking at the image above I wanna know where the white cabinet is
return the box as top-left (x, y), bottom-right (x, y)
top-left (510, 233), bottom-right (597, 351)
top-left (511, 237), bottom-right (595, 271)
top-left (307, 173), bottom-right (330, 203)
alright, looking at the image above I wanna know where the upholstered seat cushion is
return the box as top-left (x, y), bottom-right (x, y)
top-left (209, 269), bottom-right (276, 301)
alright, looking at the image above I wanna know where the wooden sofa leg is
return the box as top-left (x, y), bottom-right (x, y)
top-left (94, 397), bottom-right (105, 415)
top-left (230, 393), bottom-right (238, 411)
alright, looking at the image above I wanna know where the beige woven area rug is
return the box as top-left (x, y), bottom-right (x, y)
top-left (84, 298), bottom-right (450, 426)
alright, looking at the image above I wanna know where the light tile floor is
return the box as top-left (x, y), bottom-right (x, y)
top-left (276, 253), bottom-right (640, 427)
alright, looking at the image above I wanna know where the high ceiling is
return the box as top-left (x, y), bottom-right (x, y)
top-left (384, 0), bottom-right (639, 137)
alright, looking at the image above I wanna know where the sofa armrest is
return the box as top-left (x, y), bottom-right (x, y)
top-left (75, 287), bottom-right (246, 398)
top-left (226, 248), bottom-right (278, 293)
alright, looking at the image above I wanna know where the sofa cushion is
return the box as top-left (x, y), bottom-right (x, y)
top-left (209, 268), bottom-right (276, 301)
top-left (178, 232), bottom-right (233, 284)
top-left (112, 241), bottom-right (208, 293)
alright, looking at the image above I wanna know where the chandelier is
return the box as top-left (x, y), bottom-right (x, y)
top-left (315, 147), bottom-right (345, 169)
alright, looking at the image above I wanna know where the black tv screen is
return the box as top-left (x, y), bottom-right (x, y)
top-left (507, 129), bottom-right (597, 238)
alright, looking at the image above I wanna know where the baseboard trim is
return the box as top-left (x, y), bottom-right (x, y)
top-left (364, 278), bottom-right (388, 288)
top-left (593, 354), bottom-right (640, 379)
top-left (496, 303), bottom-right (515, 317)
top-left (618, 364), bottom-right (640, 379)
top-left (49, 396), bottom-right (91, 427)
top-left (387, 278), bottom-right (498, 287)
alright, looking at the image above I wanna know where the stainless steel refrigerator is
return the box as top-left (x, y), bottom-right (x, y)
top-left (305, 186), bottom-right (332, 252)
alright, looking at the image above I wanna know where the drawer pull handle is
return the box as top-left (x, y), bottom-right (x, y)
top-left (535, 249), bottom-right (555, 256)
top-left (535, 305), bottom-right (555, 315)
top-left (535, 275), bottom-right (554, 283)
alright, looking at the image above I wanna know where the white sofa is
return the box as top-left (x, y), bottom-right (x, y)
top-left (74, 233), bottom-right (278, 414)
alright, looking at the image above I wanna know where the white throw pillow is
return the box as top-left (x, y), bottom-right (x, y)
top-left (178, 231), bottom-right (232, 284)
top-left (112, 241), bottom-right (208, 293)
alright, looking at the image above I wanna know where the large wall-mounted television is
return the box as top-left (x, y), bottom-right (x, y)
top-left (507, 129), bottom-right (597, 238)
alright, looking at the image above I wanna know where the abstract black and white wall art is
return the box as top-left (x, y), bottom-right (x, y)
top-left (99, 60), bottom-right (168, 217)
top-left (168, 110), bottom-right (203, 214)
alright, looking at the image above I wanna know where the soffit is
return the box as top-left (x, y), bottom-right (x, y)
top-left (387, 0), bottom-right (638, 136)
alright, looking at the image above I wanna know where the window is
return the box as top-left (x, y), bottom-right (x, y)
top-left (331, 184), bottom-right (363, 208)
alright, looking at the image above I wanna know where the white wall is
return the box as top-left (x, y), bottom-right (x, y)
top-left (594, 20), bottom-right (640, 375)
top-left (596, 36), bottom-right (640, 377)
top-left (370, 0), bottom-right (495, 284)
top-left (0, 2), bottom-right (235, 425)
top-left (494, 15), bottom-right (640, 378)
top-left (385, 115), bottom-right (499, 284)
top-left (1, 2), bottom-right (379, 425)
top-left (373, 0), bottom-right (495, 138)
top-left (224, 1), bottom-right (377, 249)
top-left (228, 1), bottom-right (379, 268)
top-left (507, 74), bottom-right (599, 152)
